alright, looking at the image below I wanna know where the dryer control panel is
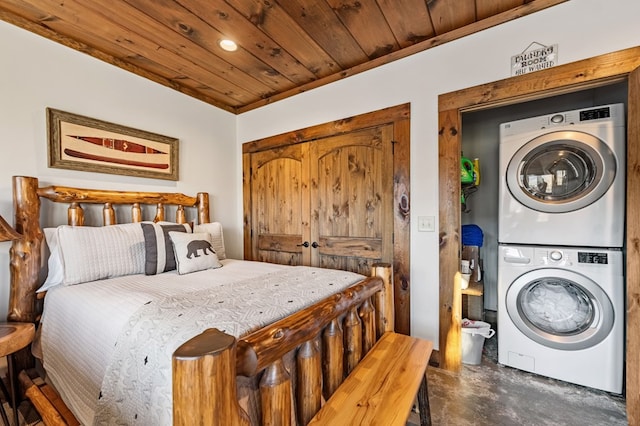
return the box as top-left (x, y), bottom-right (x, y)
top-left (580, 106), bottom-right (612, 122)
top-left (499, 103), bottom-right (624, 136)
top-left (552, 105), bottom-right (614, 126)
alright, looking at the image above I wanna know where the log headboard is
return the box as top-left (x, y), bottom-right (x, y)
top-left (8, 175), bottom-right (210, 324)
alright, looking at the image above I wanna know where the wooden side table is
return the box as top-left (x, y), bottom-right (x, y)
top-left (0, 323), bottom-right (35, 426)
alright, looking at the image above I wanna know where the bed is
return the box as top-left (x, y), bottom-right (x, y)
top-left (8, 175), bottom-right (394, 425)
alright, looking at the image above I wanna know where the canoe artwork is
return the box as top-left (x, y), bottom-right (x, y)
top-left (63, 136), bottom-right (170, 170)
top-left (48, 108), bottom-right (178, 180)
top-left (54, 117), bottom-right (178, 180)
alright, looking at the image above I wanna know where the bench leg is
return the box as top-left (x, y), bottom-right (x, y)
top-left (417, 373), bottom-right (432, 426)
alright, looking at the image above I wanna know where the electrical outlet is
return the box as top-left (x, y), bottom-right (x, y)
top-left (418, 216), bottom-right (435, 232)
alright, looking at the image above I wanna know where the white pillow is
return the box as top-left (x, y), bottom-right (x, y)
top-left (55, 223), bottom-right (146, 285)
top-left (193, 222), bottom-right (226, 260)
top-left (169, 231), bottom-right (222, 275)
top-left (38, 228), bottom-right (65, 292)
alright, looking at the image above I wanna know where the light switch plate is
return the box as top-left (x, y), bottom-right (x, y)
top-left (418, 216), bottom-right (435, 232)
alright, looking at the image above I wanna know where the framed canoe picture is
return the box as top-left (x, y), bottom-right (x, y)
top-left (47, 108), bottom-right (179, 181)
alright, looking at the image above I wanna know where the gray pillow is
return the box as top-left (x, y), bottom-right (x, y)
top-left (141, 222), bottom-right (191, 275)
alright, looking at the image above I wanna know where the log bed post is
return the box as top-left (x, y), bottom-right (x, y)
top-left (173, 329), bottom-right (250, 426)
top-left (8, 177), bottom-right (43, 375)
top-left (9, 176), bottom-right (43, 325)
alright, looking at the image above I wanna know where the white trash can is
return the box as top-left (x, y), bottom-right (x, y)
top-left (461, 319), bottom-right (495, 365)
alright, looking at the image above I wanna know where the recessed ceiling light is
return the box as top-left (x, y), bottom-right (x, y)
top-left (219, 39), bottom-right (238, 52)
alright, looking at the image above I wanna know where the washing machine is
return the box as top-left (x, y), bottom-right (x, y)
top-left (497, 244), bottom-right (624, 393)
top-left (499, 103), bottom-right (626, 247)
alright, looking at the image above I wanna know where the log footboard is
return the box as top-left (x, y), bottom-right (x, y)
top-left (173, 263), bottom-right (394, 425)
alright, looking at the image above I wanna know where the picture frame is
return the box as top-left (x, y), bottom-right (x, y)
top-left (47, 108), bottom-right (179, 181)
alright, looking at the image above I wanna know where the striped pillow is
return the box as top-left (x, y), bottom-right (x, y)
top-left (141, 222), bottom-right (191, 275)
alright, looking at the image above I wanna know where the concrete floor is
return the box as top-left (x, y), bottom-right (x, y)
top-left (418, 312), bottom-right (627, 426)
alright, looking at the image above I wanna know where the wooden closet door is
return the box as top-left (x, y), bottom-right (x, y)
top-left (249, 144), bottom-right (310, 265)
top-left (309, 124), bottom-right (394, 275)
top-left (243, 104), bottom-right (410, 333)
top-left (248, 124), bottom-right (394, 274)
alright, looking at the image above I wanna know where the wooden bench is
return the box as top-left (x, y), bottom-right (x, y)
top-left (308, 331), bottom-right (433, 426)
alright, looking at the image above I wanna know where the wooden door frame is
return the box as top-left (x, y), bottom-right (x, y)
top-left (243, 103), bottom-right (411, 334)
top-left (438, 46), bottom-right (640, 423)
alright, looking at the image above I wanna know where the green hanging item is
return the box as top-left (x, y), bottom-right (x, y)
top-left (461, 156), bottom-right (475, 184)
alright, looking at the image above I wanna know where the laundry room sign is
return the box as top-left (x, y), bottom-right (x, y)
top-left (511, 42), bottom-right (558, 76)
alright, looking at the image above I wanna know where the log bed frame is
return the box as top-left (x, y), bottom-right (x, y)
top-left (8, 175), bottom-right (395, 425)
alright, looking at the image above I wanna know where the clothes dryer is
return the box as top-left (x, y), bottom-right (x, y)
top-left (499, 104), bottom-right (625, 247)
top-left (497, 244), bottom-right (624, 393)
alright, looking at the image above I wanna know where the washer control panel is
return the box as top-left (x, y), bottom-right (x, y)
top-left (499, 245), bottom-right (623, 275)
top-left (535, 249), bottom-right (611, 266)
top-left (549, 250), bottom-right (563, 261)
top-left (535, 248), bottom-right (572, 266)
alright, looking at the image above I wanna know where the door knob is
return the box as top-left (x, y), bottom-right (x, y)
top-left (297, 241), bottom-right (310, 248)
top-left (311, 241), bottom-right (320, 248)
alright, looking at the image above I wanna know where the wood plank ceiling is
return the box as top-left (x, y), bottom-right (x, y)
top-left (1, 0), bottom-right (567, 114)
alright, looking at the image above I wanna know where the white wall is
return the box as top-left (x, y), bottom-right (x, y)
top-left (0, 21), bottom-right (238, 320)
top-left (238, 0), bottom-right (640, 348)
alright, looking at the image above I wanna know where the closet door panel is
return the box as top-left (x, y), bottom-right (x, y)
top-left (310, 125), bottom-right (394, 275)
top-left (250, 144), bottom-right (310, 265)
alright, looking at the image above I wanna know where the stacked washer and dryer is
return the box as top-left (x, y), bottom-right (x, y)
top-left (497, 103), bottom-right (626, 394)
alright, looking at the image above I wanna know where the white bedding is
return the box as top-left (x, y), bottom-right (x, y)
top-left (39, 259), bottom-right (364, 425)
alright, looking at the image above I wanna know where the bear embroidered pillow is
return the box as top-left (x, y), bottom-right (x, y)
top-left (168, 231), bottom-right (222, 274)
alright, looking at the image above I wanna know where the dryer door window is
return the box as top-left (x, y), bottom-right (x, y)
top-left (505, 268), bottom-right (614, 350)
top-left (506, 130), bottom-right (617, 213)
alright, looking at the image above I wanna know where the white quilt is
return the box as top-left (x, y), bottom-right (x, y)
top-left (39, 260), bottom-right (364, 425)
